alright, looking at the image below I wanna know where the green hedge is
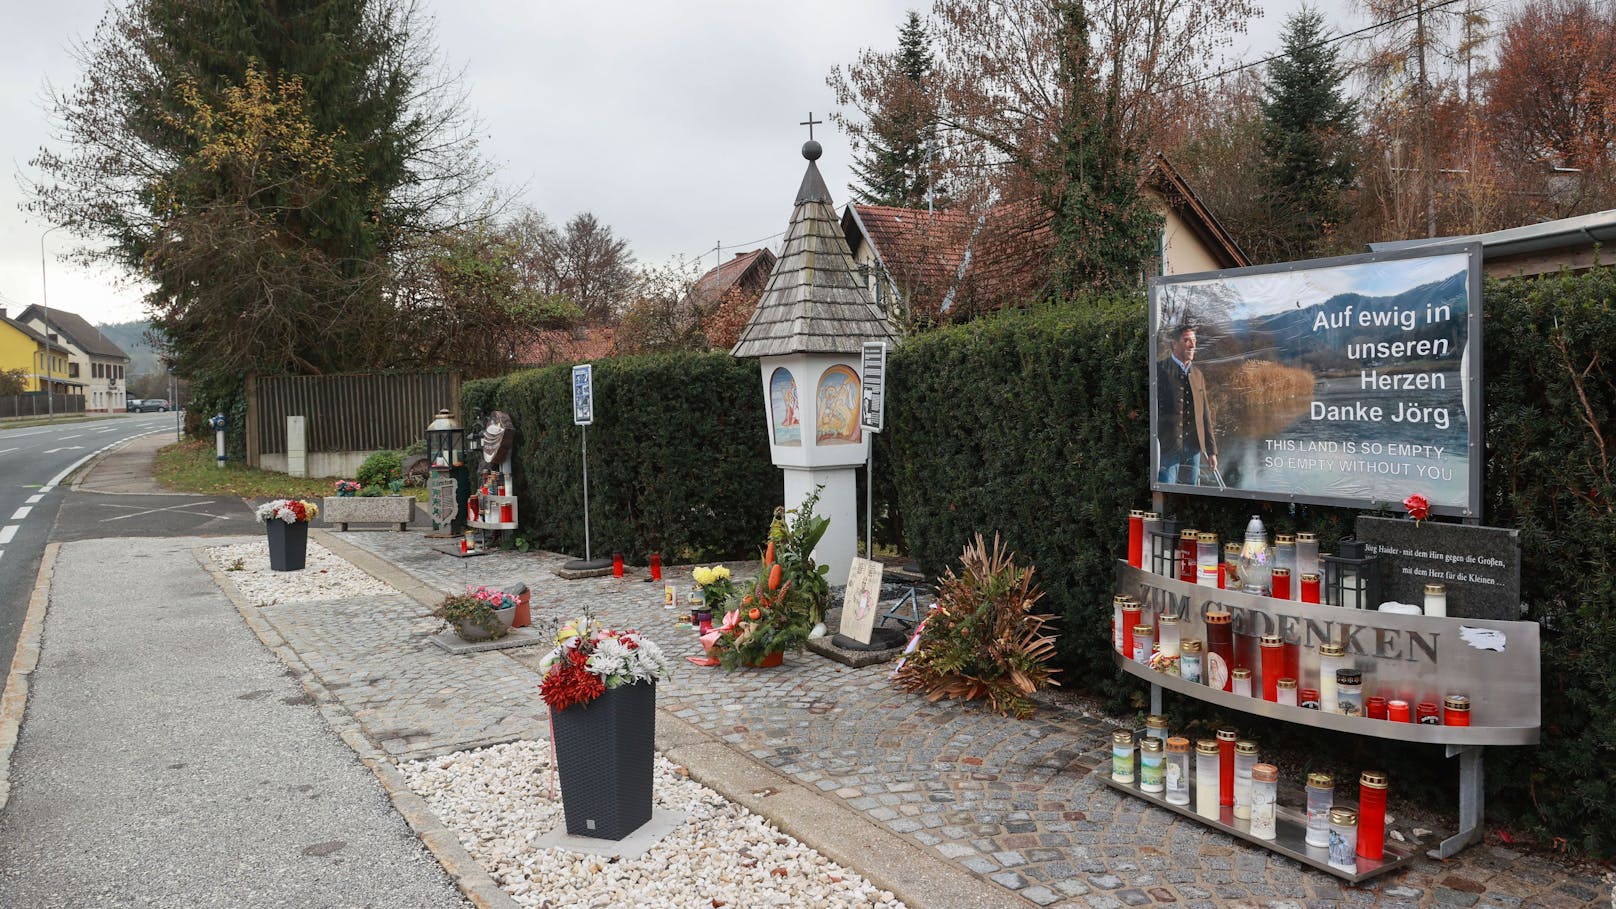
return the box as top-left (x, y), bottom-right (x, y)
top-left (883, 271), bottom-right (1616, 855)
top-left (461, 351), bottom-right (777, 562)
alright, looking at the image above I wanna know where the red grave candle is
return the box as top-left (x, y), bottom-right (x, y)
top-left (1217, 728), bottom-right (1237, 808)
top-left (1217, 563), bottom-right (1226, 589)
top-left (612, 551), bottom-right (625, 578)
top-left (1300, 572), bottom-right (1321, 604)
top-left (1121, 602), bottom-right (1143, 652)
top-left (500, 503), bottom-right (514, 523)
top-left (1387, 699), bottom-right (1412, 722)
top-left (649, 552), bottom-right (663, 581)
top-left (1259, 635), bottom-right (1283, 702)
top-left (1417, 701), bottom-right (1441, 725)
top-left (1443, 695), bottom-right (1471, 726)
top-left (1179, 530), bottom-right (1199, 584)
top-left (1357, 771), bottom-right (1389, 860)
top-left (1367, 696), bottom-right (1388, 720)
top-left (1270, 567), bottom-right (1291, 600)
top-left (1128, 510), bottom-right (1146, 568)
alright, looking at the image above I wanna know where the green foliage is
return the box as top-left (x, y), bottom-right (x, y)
top-left (358, 484), bottom-right (387, 498)
top-left (768, 487), bottom-right (833, 622)
top-left (461, 351), bottom-right (775, 561)
top-left (356, 450), bottom-right (403, 488)
top-left (1044, 1), bottom-right (1161, 296)
top-left (850, 11), bottom-right (943, 209)
top-left (1482, 268), bottom-right (1616, 853)
top-left (0, 368), bottom-right (29, 396)
top-left (716, 507), bottom-right (822, 670)
top-left (896, 534), bottom-right (1059, 718)
top-left (1260, 8), bottom-right (1359, 259)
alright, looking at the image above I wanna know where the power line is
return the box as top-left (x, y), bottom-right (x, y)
top-left (1157, 0), bottom-right (1471, 95)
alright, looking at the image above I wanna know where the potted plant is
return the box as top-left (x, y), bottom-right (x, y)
top-left (690, 565), bottom-right (734, 633)
top-left (334, 479), bottom-right (362, 497)
top-left (322, 477), bottom-right (416, 531)
top-left (256, 498), bottom-right (320, 571)
top-left (432, 590), bottom-right (508, 642)
top-left (539, 616), bottom-right (670, 840)
top-left (467, 584), bottom-right (518, 629)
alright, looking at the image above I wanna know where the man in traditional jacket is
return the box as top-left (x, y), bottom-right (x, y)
top-left (1156, 323), bottom-right (1218, 485)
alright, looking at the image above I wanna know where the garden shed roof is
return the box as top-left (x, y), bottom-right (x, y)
top-left (730, 143), bottom-right (897, 359)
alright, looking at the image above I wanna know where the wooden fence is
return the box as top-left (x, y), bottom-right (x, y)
top-left (0, 394), bottom-right (87, 419)
top-left (245, 372), bottom-right (460, 467)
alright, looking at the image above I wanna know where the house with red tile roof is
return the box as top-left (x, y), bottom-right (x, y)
top-left (683, 248), bottom-right (777, 349)
top-left (841, 152), bottom-right (1248, 325)
top-left (515, 326), bottom-right (618, 367)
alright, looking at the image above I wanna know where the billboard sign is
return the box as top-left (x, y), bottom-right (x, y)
top-left (1149, 244), bottom-right (1483, 518)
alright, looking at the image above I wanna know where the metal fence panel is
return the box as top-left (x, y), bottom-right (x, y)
top-left (248, 372), bottom-right (460, 459)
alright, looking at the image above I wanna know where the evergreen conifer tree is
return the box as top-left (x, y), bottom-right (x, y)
top-left (850, 11), bottom-right (942, 208)
top-left (1260, 8), bottom-right (1358, 258)
top-left (1045, 0), bottom-right (1160, 297)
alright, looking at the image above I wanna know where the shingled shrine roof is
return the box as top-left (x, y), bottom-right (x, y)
top-left (730, 141), bottom-right (897, 358)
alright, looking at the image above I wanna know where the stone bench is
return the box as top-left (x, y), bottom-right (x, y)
top-left (321, 496), bottom-right (416, 532)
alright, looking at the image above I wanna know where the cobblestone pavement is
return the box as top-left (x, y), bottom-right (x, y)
top-left (301, 533), bottom-right (1605, 909)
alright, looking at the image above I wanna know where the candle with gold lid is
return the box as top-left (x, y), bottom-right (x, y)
top-left (1425, 583), bottom-right (1448, 617)
top-left (1231, 667), bottom-right (1253, 698)
top-left (1276, 677), bottom-right (1298, 707)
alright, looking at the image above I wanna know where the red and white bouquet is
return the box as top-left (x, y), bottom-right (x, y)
top-left (539, 616), bottom-right (669, 711)
top-left (255, 498), bottom-right (320, 524)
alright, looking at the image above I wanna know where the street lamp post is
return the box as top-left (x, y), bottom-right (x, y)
top-left (40, 225), bottom-right (64, 422)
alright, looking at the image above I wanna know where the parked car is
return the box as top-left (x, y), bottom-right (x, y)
top-left (130, 399), bottom-right (171, 413)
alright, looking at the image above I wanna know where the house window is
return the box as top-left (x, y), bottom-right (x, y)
top-left (69, 363), bottom-right (80, 378)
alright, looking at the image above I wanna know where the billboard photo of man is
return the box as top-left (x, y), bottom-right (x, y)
top-left (1155, 323), bottom-right (1218, 487)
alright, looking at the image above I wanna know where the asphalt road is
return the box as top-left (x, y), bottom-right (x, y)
top-left (0, 412), bottom-right (177, 677)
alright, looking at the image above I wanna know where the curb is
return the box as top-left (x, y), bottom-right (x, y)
top-left (194, 545), bottom-right (521, 909)
top-left (66, 430), bottom-right (165, 493)
top-left (0, 542), bottom-right (59, 813)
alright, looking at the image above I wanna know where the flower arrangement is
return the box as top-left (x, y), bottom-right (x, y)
top-left (1403, 493), bottom-right (1431, 525)
top-left (539, 616), bottom-right (670, 711)
top-left (690, 565), bottom-right (734, 614)
top-left (467, 584), bottom-right (517, 612)
top-left (710, 538), bottom-right (816, 670)
top-left (334, 479), bottom-right (362, 497)
top-left (431, 590), bottom-right (507, 641)
top-left (255, 498), bottom-right (320, 523)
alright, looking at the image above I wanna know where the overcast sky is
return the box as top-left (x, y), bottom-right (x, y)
top-left (0, 0), bottom-right (1317, 330)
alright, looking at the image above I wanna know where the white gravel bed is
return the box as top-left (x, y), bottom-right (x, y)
top-left (206, 540), bottom-right (399, 605)
top-left (402, 741), bottom-right (907, 909)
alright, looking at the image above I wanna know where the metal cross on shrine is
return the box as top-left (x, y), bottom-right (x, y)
top-left (800, 112), bottom-right (822, 142)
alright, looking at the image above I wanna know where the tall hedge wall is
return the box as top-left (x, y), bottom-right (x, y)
top-left (884, 270), bottom-right (1616, 854)
top-left (461, 351), bottom-right (777, 562)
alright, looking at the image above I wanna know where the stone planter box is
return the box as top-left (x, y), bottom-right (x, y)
top-left (321, 496), bottom-right (416, 531)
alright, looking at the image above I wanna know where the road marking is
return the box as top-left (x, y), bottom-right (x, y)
top-left (11, 507), bottom-right (31, 520)
top-left (43, 447), bottom-right (85, 454)
top-left (0, 527), bottom-right (15, 544)
top-left (0, 448), bottom-right (16, 455)
top-left (96, 500), bottom-right (224, 523)
top-left (6, 431), bottom-right (45, 438)
top-left (58, 435), bottom-right (82, 440)
top-left (25, 494), bottom-right (42, 504)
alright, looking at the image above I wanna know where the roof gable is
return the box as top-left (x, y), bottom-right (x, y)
top-left (16, 305), bottom-right (131, 360)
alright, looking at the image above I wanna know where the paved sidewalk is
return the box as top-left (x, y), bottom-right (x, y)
top-left (297, 532), bottom-right (1604, 909)
top-left (0, 537), bottom-right (468, 909)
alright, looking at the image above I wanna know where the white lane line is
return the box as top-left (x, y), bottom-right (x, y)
top-left (0, 526), bottom-right (16, 545)
top-left (11, 506), bottom-right (31, 520)
top-left (25, 494), bottom-right (42, 504)
top-left (0, 448), bottom-right (17, 455)
top-left (6, 431), bottom-right (45, 438)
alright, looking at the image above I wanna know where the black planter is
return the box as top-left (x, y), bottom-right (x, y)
top-left (265, 520), bottom-right (309, 571)
top-left (551, 681), bottom-right (655, 840)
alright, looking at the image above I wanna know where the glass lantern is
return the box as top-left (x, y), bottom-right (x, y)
top-left (426, 409), bottom-right (465, 468)
top-left (1323, 537), bottom-right (1380, 609)
top-left (1148, 518), bottom-right (1181, 578)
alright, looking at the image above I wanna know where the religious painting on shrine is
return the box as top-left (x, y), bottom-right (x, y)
top-left (815, 365), bottom-right (861, 445)
top-left (770, 367), bottom-right (801, 446)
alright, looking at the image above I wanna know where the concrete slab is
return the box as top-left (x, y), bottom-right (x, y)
top-left (529, 808), bottom-right (687, 859)
top-left (553, 565), bottom-right (612, 580)
top-left (428, 625), bottom-right (549, 654)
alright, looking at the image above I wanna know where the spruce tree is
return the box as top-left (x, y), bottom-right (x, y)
top-left (850, 11), bottom-right (941, 208)
top-left (1260, 8), bottom-right (1358, 258)
top-left (1045, 0), bottom-right (1161, 297)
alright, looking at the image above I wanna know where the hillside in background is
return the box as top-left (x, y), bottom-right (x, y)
top-left (96, 320), bottom-right (164, 377)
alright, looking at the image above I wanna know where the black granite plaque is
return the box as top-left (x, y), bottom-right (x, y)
top-left (1354, 515), bottom-right (1521, 620)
